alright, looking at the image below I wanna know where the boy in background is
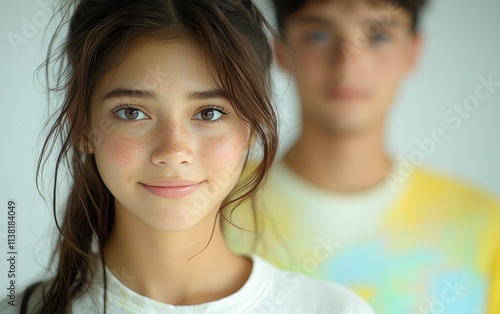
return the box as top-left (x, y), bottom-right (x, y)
top-left (225, 0), bottom-right (500, 312)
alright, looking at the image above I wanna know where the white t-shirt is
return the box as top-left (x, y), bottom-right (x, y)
top-left (1, 255), bottom-right (374, 314)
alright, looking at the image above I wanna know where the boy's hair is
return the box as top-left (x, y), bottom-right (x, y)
top-left (272, 0), bottom-right (428, 34)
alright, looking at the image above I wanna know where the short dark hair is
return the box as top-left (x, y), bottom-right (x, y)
top-left (271, 0), bottom-right (428, 34)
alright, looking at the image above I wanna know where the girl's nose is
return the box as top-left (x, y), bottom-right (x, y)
top-left (150, 123), bottom-right (195, 168)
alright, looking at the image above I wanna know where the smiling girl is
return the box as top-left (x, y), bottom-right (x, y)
top-left (1, 0), bottom-right (373, 313)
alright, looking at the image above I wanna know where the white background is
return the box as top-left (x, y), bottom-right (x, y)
top-left (1, 0), bottom-right (500, 294)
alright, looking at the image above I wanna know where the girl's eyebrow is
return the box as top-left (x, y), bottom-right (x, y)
top-left (187, 89), bottom-right (227, 101)
top-left (102, 88), bottom-right (228, 101)
top-left (102, 88), bottom-right (156, 101)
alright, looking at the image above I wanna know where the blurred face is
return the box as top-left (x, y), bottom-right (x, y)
top-left (279, 0), bottom-right (420, 135)
top-left (89, 39), bottom-right (250, 232)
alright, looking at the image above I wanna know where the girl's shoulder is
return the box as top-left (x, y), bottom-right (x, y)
top-left (249, 255), bottom-right (375, 313)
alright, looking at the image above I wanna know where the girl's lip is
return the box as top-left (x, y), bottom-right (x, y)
top-left (142, 180), bottom-right (201, 187)
top-left (140, 181), bottom-right (203, 199)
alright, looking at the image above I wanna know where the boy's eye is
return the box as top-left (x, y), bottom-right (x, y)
top-left (370, 33), bottom-right (390, 43)
top-left (194, 108), bottom-right (226, 121)
top-left (305, 31), bottom-right (331, 44)
top-left (115, 107), bottom-right (148, 121)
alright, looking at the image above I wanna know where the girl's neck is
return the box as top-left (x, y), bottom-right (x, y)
top-left (103, 203), bottom-right (252, 305)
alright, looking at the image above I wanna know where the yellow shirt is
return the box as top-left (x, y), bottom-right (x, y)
top-left (224, 161), bottom-right (500, 313)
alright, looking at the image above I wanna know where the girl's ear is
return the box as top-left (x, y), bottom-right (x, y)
top-left (78, 135), bottom-right (94, 155)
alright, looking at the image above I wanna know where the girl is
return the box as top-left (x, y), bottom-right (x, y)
top-left (1, 0), bottom-right (374, 313)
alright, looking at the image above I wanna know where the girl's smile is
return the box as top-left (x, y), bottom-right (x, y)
top-left (140, 180), bottom-right (204, 199)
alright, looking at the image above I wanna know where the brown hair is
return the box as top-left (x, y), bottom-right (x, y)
top-left (24, 0), bottom-right (278, 312)
top-left (272, 0), bottom-right (428, 36)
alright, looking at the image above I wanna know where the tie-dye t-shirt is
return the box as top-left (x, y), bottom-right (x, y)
top-left (224, 161), bottom-right (500, 314)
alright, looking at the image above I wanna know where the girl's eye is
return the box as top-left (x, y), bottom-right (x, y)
top-left (114, 106), bottom-right (148, 121)
top-left (193, 108), bottom-right (227, 122)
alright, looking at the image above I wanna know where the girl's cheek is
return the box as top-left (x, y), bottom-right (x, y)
top-left (97, 129), bottom-right (146, 166)
top-left (201, 128), bottom-right (248, 170)
top-left (108, 137), bottom-right (133, 165)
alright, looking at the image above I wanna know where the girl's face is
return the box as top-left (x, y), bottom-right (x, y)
top-left (89, 39), bottom-right (250, 232)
